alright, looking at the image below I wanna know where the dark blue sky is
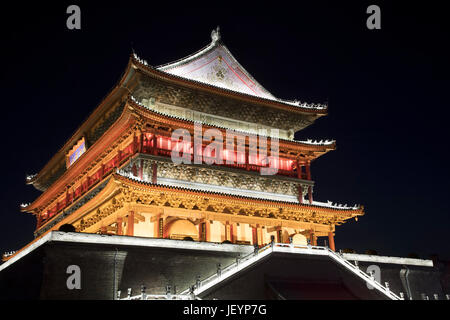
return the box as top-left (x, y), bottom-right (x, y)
top-left (1, 1), bottom-right (448, 259)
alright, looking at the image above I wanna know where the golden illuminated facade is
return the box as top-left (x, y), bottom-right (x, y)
top-left (12, 28), bottom-right (364, 261)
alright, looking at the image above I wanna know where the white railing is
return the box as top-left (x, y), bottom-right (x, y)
top-left (182, 243), bottom-right (402, 300)
top-left (124, 243), bottom-right (402, 300)
top-left (325, 247), bottom-right (402, 300)
top-left (180, 243), bottom-right (274, 296)
top-left (123, 294), bottom-right (198, 300)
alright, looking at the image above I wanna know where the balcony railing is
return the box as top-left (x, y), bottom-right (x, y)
top-left (38, 134), bottom-right (309, 228)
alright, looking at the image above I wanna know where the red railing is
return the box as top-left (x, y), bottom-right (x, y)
top-left (39, 139), bottom-right (138, 227)
top-left (38, 133), bottom-right (307, 228)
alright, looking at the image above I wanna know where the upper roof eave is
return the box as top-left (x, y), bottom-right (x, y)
top-left (132, 55), bottom-right (328, 116)
top-left (26, 58), bottom-right (137, 189)
top-left (128, 95), bottom-right (336, 152)
top-left (23, 103), bottom-right (137, 212)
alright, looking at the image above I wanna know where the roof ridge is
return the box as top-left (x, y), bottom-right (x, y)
top-left (133, 54), bottom-right (327, 112)
top-left (157, 28), bottom-right (221, 70)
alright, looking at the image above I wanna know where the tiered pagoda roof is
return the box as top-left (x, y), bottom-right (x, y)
top-left (26, 29), bottom-right (330, 194)
top-left (7, 27), bottom-right (366, 263)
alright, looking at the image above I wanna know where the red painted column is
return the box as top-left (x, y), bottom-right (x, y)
top-left (298, 185), bottom-right (303, 204)
top-left (309, 230), bottom-right (316, 246)
top-left (199, 222), bottom-right (205, 241)
top-left (152, 135), bottom-right (158, 156)
top-left (245, 148), bottom-right (250, 171)
top-left (225, 223), bottom-right (231, 242)
top-left (204, 220), bottom-right (211, 242)
top-left (297, 160), bottom-right (302, 179)
top-left (139, 159), bottom-right (144, 180)
top-left (231, 223), bottom-right (237, 243)
top-left (306, 161), bottom-right (313, 203)
top-left (117, 217), bottom-right (123, 235)
top-left (65, 188), bottom-right (69, 206)
top-left (252, 226), bottom-right (258, 245)
top-left (198, 221), bottom-right (209, 242)
top-left (258, 226), bottom-right (263, 246)
top-left (306, 161), bottom-right (311, 180)
top-left (127, 211), bottom-right (134, 236)
top-left (152, 163), bottom-right (157, 184)
top-left (276, 227), bottom-right (282, 243)
top-left (138, 132), bottom-right (143, 153)
top-left (100, 226), bottom-right (107, 234)
top-left (36, 213), bottom-right (42, 229)
top-left (328, 232), bottom-right (335, 251)
top-left (133, 133), bottom-right (138, 154)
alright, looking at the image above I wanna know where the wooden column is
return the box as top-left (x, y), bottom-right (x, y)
top-left (245, 148), bottom-right (250, 171)
top-left (225, 223), bottom-right (231, 242)
top-left (305, 161), bottom-right (313, 203)
top-left (133, 133), bottom-right (138, 154)
top-left (306, 161), bottom-right (311, 180)
top-left (309, 230), bottom-right (316, 246)
top-left (139, 159), bottom-right (144, 180)
top-left (138, 132), bottom-right (143, 153)
top-left (127, 211), bottom-right (134, 236)
top-left (328, 232), bottom-right (335, 251)
top-left (152, 163), bottom-right (157, 184)
top-left (297, 160), bottom-right (302, 179)
top-left (199, 220), bottom-right (210, 242)
top-left (199, 222), bottom-right (206, 242)
top-left (276, 227), bottom-right (282, 243)
top-left (252, 226), bottom-right (258, 245)
top-left (231, 223), bottom-right (237, 243)
top-left (152, 135), bottom-right (158, 156)
top-left (252, 224), bottom-right (262, 246)
top-left (65, 189), bottom-right (69, 207)
top-left (206, 221), bottom-right (211, 242)
top-left (298, 185), bottom-right (303, 204)
top-left (153, 214), bottom-right (160, 237)
top-left (258, 226), bottom-right (263, 246)
top-left (117, 217), bottom-right (123, 235)
top-left (36, 213), bottom-right (42, 229)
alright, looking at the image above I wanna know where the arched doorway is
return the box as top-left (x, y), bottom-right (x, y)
top-left (165, 219), bottom-right (198, 241)
top-left (292, 233), bottom-right (307, 245)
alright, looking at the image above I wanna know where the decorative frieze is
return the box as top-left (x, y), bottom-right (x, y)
top-left (73, 176), bottom-right (350, 233)
top-left (132, 77), bottom-right (315, 133)
top-left (122, 157), bottom-right (312, 200)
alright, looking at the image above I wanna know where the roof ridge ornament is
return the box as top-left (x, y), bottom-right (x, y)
top-left (211, 26), bottom-right (221, 43)
top-left (132, 52), bottom-right (149, 66)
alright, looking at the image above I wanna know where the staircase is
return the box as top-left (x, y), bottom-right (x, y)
top-left (123, 243), bottom-right (402, 300)
top-left (180, 243), bottom-right (402, 300)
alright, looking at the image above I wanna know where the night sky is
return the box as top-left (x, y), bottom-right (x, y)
top-left (1, 2), bottom-right (448, 259)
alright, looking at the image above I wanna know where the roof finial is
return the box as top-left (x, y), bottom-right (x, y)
top-left (211, 26), bottom-right (221, 43)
